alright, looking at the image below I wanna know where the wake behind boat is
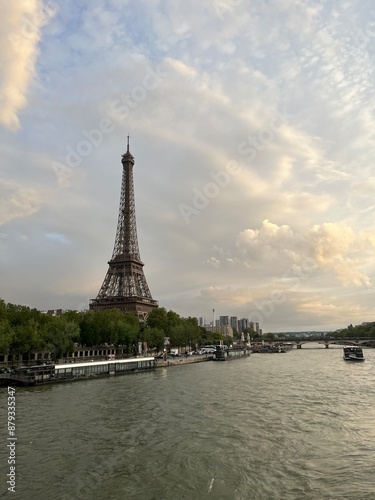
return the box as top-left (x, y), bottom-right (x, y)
top-left (343, 346), bottom-right (364, 362)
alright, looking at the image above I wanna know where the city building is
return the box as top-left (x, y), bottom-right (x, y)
top-left (204, 324), bottom-right (233, 337)
top-left (219, 316), bottom-right (229, 326)
top-left (230, 316), bottom-right (238, 331)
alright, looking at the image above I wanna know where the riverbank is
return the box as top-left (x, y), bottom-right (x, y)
top-left (155, 355), bottom-right (213, 367)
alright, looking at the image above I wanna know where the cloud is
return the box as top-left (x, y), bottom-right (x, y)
top-left (297, 299), bottom-right (371, 327)
top-left (199, 286), bottom-right (255, 308)
top-left (233, 219), bottom-right (374, 288)
top-left (309, 222), bottom-right (372, 287)
top-left (0, 180), bottom-right (42, 225)
top-left (236, 219), bottom-right (298, 262)
top-left (0, 1), bottom-right (54, 130)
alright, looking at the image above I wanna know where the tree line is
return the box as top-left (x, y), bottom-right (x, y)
top-left (0, 299), bottom-right (228, 361)
top-left (331, 322), bottom-right (375, 338)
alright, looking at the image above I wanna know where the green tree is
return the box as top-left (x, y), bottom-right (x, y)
top-left (116, 313), bottom-right (139, 352)
top-left (79, 310), bottom-right (102, 346)
top-left (11, 319), bottom-right (43, 361)
top-left (0, 299), bottom-right (6, 321)
top-left (0, 320), bottom-right (14, 353)
top-left (264, 332), bottom-right (275, 340)
top-left (169, 323), bottom-right (186, 347)
top-left (140, 326), bottom-right (164, 352)
top-left (45, 318), bottom-right (79, 360)
top-left (99, 309), bottom-right (129, 345)
top-left (146, 307), bottom-right (169, 332)
top-left (166, 310), bottom-right (182, 334)
top-left (182, 317), bottom-right (201, 350)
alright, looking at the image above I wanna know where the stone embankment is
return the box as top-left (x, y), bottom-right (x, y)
top-left (155, 355), bottom-right (213, 368)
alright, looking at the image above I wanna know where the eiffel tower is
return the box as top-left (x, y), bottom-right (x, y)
top-left (89, 138), bottom-right (158, 321)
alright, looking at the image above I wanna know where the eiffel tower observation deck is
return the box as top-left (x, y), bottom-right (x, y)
top-left (90, 138), bottom-right (158, 321)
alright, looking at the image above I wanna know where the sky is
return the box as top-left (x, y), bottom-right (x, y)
top-left (1, 0), bottom-right (375, 332)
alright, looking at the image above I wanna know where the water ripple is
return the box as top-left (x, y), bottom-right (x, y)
top-left (1, 349), bottom-right (375, 499)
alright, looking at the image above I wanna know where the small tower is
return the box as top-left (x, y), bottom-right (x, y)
top-left (90, 138), bottom-right (158, 321)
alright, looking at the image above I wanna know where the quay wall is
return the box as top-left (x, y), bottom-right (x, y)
top-left (155, 356), bottom-right (213, 368)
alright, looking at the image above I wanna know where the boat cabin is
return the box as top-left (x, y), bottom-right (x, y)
top-left (343, 346), bottom-right (364, 362)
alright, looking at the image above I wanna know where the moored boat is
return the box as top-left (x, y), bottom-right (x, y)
top-left (213, 346), bottom-right (250, 361)
top-left (0, 357), bottom-right (155, 386)
top-left (343, 346), bottom-right (364, 362)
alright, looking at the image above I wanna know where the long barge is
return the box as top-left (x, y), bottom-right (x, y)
top-left (0, 357), bottom-right (155, 386)
top-left (212, 347), bottom-right (250, 361)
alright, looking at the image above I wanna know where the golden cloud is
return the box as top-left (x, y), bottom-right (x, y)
top-left (0, 1), bottom-right (54, 130)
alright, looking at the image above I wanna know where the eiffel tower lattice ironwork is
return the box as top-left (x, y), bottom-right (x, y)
top-left (89, 139), bottom-right (158, 320)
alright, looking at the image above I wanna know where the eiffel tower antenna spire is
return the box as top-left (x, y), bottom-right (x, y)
top-left (90, 143), bottom-right (158, 321)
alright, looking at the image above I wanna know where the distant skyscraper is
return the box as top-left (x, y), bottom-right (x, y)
top-left (220, 316), bottom-right (229, 326)
top-left (230, 316), bottom-right (238, 330)
top-left (238, 318), bottom-right (249, 333)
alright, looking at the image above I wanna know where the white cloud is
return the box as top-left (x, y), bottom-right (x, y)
top-left (234, 219), bottom-right (374, 288)
top-left (309, 222), bottom-right (372, 287)
top-left (0, 1), bottom-right (54, 130)
top-left (0, 180), bottom-right (42, 225)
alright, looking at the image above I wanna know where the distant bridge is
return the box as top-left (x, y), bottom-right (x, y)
top-left (270, 338), bottom-right (375, 349)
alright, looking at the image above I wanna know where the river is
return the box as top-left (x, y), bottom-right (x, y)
top-left (1, 346), bottom-right (375, 499)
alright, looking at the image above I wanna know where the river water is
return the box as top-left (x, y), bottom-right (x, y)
top-left (1, 346), bottom-right (375, 500)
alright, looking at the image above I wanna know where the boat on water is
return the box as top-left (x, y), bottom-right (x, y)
top-left (343, 346), bottom-right (364, 362)
top-left (251, 343), bottom-right (292, 353)
top-left (0, 357), bottom-right (155, 386)
top-left (212, 346), bottom-right (250, 361)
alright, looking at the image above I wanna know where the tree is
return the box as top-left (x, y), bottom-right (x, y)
top-left (79, 310), bottom-right (102, 346)
top-left (45, 318), bottom-right (79, 360)
top-left (146, 308), bottom-right (169, 332)
top-left (166, 310), bottom-right (182, 334)
top-left (141, 327), bottom-right (164, 351)
top-left (200, 327), bottom-right (225, 346)
top-left (0, 299), bottom-right (6, 321)
top-left (169, 323), bottom-right (186, 347)
top-left (0, 320), bottom-right (14, 353)
top-left (116, 313), bottom-right (139, 352)
top-left (11, 319), bottom-right (43, 361)
top-left (182, 317), bottom-right (201, 350)
top-left (264, 332), bottom-right (275, 340)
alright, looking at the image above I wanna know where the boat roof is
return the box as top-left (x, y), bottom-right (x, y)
top-left (55, 357), bottom-right (154, 370)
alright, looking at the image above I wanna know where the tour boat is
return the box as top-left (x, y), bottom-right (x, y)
top-left (343, 346), bottom-right (364, 362)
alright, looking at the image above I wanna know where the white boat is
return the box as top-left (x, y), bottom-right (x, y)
top-left (343, 346), bottom-right (364, 362)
